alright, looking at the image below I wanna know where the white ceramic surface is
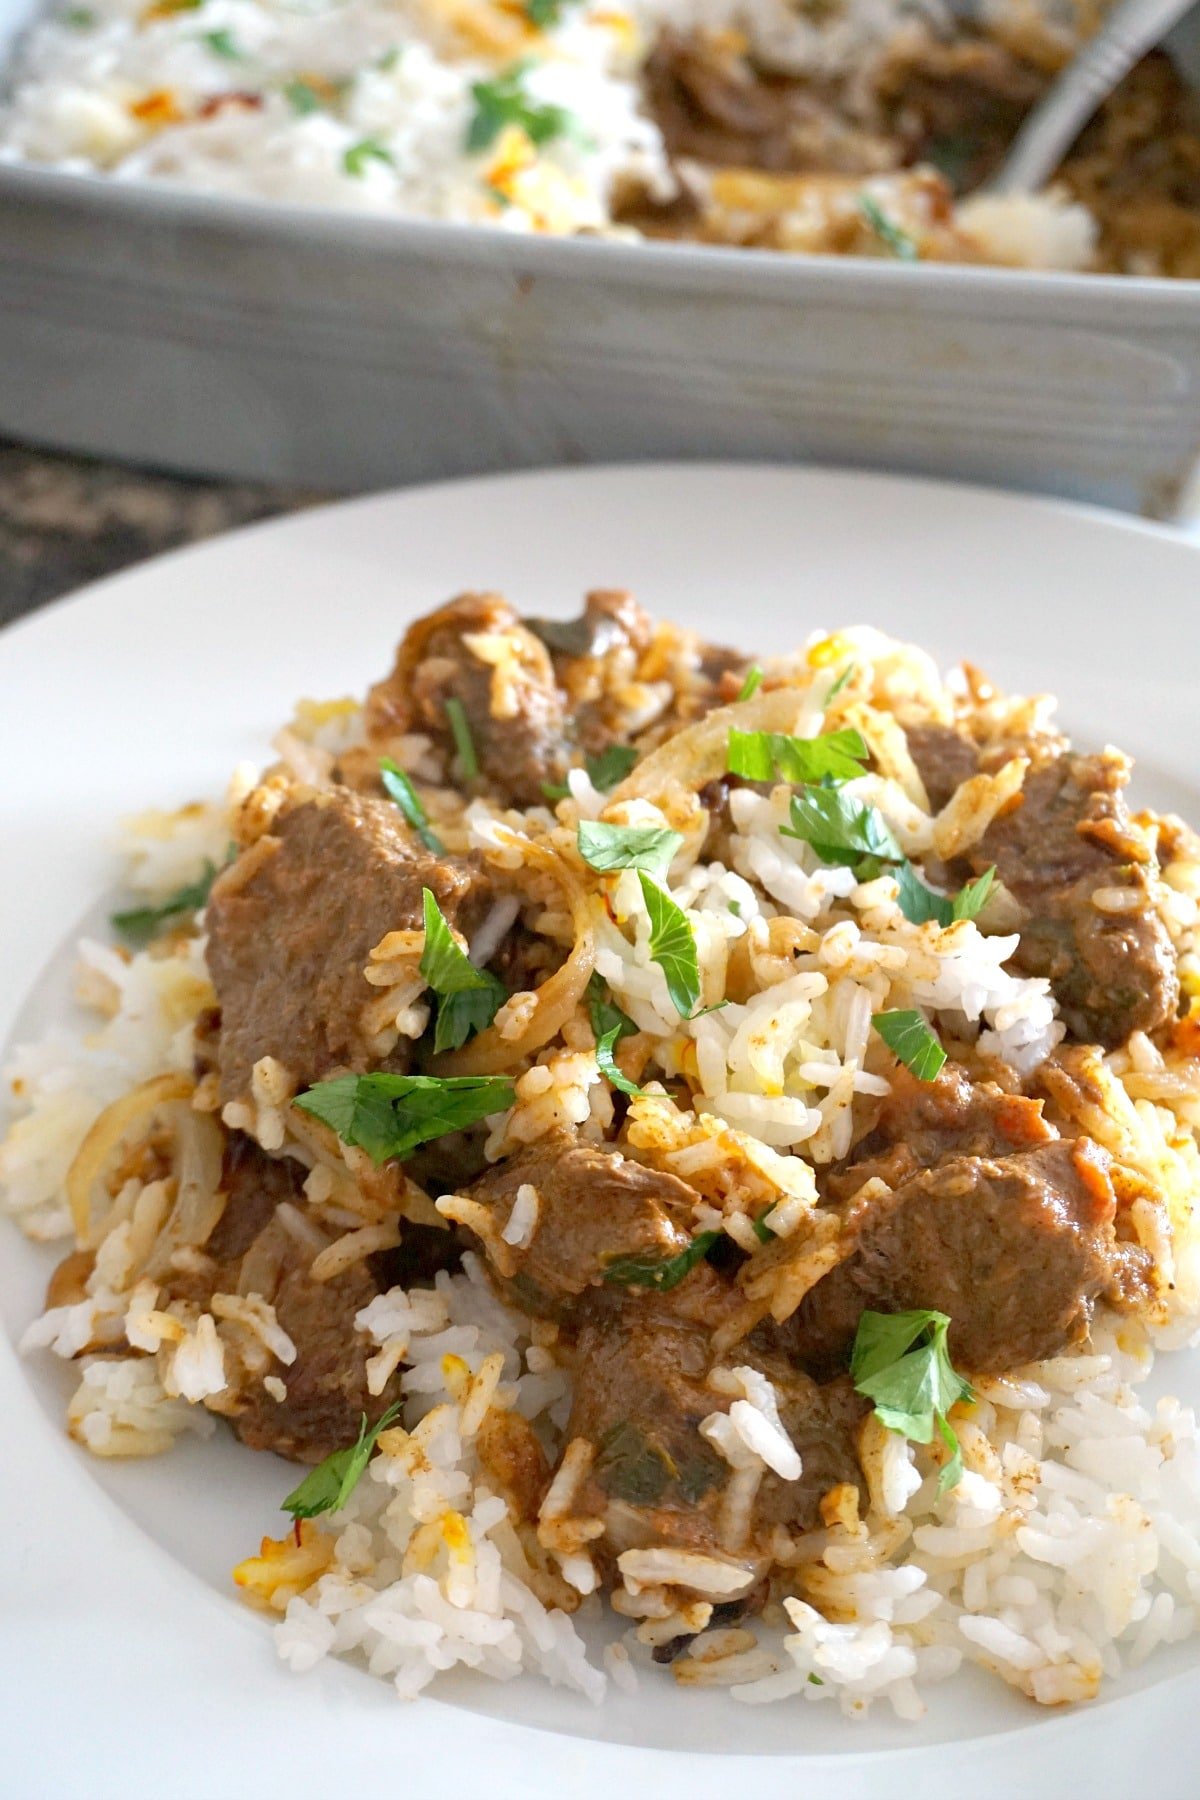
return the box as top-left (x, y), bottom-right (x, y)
top-left (2, 463), bottom-right (1200, 1799)
top-left (5, 0), bottom-right (1200, 512)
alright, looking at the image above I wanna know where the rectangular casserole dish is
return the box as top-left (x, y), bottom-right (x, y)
top-left (3, 0), bottom-right (1200, 512)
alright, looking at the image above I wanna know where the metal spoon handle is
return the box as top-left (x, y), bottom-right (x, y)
top-left (989, 0), bottom-right (1196, 194)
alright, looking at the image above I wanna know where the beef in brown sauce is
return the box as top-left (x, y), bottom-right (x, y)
top-left (565, 1290), bottom-right (865, 1579)
top-left (786, 1136), bottom-right (1143, 1377)
top-left (165, 1133), bottom-right (400, 1464)
top-left (206, 785), bottom-right (490, 1101)
top-left (463, 1131), bottom-right (696, 1316)
top-left (367, 593), bottom-right (572, 806)
top-left (906, 724), bottom-right (1177, 1046)
top-left (365, 588), bottom-right (743, 808)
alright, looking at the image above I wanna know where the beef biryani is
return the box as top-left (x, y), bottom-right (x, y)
top-left (5, 593), bottom-right (1200, 1717)
top-left (3, 0), bottom-right (1200, 276)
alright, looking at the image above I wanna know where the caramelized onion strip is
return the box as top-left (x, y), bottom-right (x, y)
top-left (434, 836), bottom-right (595, 1076)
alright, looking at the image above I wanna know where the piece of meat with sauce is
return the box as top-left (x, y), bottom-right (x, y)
top-left (460, 1131), bottom-right (697, 1319)
top-left (822, 1062), bottom-right (1055, 1201)
top-left (785, 1137), bottom-right (1141, 1377)
top-left (564, 1290), bottom-right (865, 1592)
top-left (160, 1133), bottom-right (399, 1464)
top-left (206, 785), bottom-right (490, 1101)
top-left (642, 27), bottom-right (898, 175)
top-left (366, 593), bottom-right (571, 806)
top-left (230, 1256), bottom-right (383, 1464)
top-left (906, 723), bottom-right (1178, 1046)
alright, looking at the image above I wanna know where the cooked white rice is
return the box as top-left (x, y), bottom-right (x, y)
top-left (5, 621), bottom-right (1200, 1718)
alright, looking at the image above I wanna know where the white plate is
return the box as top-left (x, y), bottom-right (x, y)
top-left (2, 463), bottom-right (1199, 1800)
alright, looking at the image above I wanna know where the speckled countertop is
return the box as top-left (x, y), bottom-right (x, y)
top-left (0, 438), bottom-right (322, 629)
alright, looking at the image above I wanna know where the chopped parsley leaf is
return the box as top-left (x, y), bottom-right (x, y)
top-left (871, 1009), bottom-right (946, 1083)
top-left (727, 726), bottom-right (868, 787)
top-left (894, 861), bottom-right (996, 929)
top-left (603, 1229), bottom-right (720, 1291)
top-left (444, 696), bottom-right (479, 780)
top-left (735, 664), bottom-right (764, 703)
top-left (282, 78), bottom-right (324, 114)
top-left (343, 135), bottom-right (394, 176)
top-left (858, 193), bottom-right (919, 262)
top-left (295, 1071), bottom-right (514, 1165)
top-left (577, 820), bottom-right (683, 881)
top-left (202, 27), bottom-right (240, 56)
top-left (281, 1401), bottom-right (403, 1520)
top-left (419, 888), bottom-right (507, 1053)
top-left (638, 872), bottom-right (701, 1019)
top-left (541, 743), bottom-right (639, 802)
top-left (781, 784), bottom-right (901, 872)
top-left (466, 61), bottom-right (580, 155)
top-left (379, 756), bottom-right (445, 855)
top-left (111, 859), bottom-right (221, 943)
top-left (825, 662), bottom-right (855, 702)
top-left (850, 1308), bottom-right (972, 1494)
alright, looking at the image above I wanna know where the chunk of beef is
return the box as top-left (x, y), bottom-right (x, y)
top-left (904, 721), bottom-right (983, 811)
top-left (906, 724), bottom-right (1177, 1047)
top-left (157, 1134), bottom-right (399, 1465)
top-left (643, 27), bottom-right (896, 175)
top-left (206, 786), bottom-right (489, 1101)
top-left (230, 1257), bottom-right (383, 1464)
top-left (823, 1062), bottom-right (1054, 1202)
top-left (366, 593), bottom-right (571, 806)
top-left (786, 1138), bottom-right (1132, 1376)
top-left (463, 1132), bottom-right (696, 1317)
top-left (564, 1291), bottom-right (864, 1590)
top-left (206, 1129), bottom-right (300, 1261)
top-left (975, 751), bottom-right (1178, 1046)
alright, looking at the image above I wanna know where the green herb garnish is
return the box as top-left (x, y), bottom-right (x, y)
top-left (376, 45), bottom-right (402, 69)
top-left (894, 862), bottom-right (996, 929)
top-left (858, 193), bottom-right (919, 262)
top-left (727, 727), bottom-right (868, 787)
top-left (63, 6), bottom-right (96, 24)
top-left (781, 785), bottom-right (901, 871)
top-left (587, 973), bottom-right (643, 1094)
top-left (343, 135), bottom-right (394, 176)
top-left (541, 743), bottom-right (639, 802)
top-left (751, 1201), bottom-right (778, 1244)
top-left (281, 1401), bottom-right (403, 1520)
top-left (595, 1026), bottom-right (644, 1097)
top-left (735, 665), bottom-right (763, 703)
top-left (850, 1308), bottom-right (972, 1495)
top-left (445, 696), bottom-right (479, 780)
top-left (282, 78), bottom-right (323, 114)
top-left (603, 1229), bottom-right (719, 1291)
top-left (419, 887), bottom-right (507, 1054)
top-left (525, 0), bottom-right (579, 26)
top-left (202, 27), bottom-right (240, 56)
top-left (577, 820), bottom-right (683, 881)
top-left (466, 61), bottom-right (579, 155)
top-left (638, 872), bottom-right (701, 1019)
top-left (380, 756), bottom-right (445, 854)
top-left (825, 662), bottom-right (855, 702)
top-left (295, 1072), bottom-right (514, 1165)
top-left (872, 1009), bottom-right (946, 1082)
top-left (111, 860), bottom-right (220, 943)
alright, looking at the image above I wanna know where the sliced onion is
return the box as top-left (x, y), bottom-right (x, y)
top-left (434, 836), bottom-right (595, 1076)
top-left (143, 1105), bottom-right (227, 1279)
top-left (66, 1072), bottom-right (193, 1251)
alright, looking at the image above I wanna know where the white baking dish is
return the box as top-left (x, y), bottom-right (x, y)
top-left (4, 0), bottom-right (1200, 511)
